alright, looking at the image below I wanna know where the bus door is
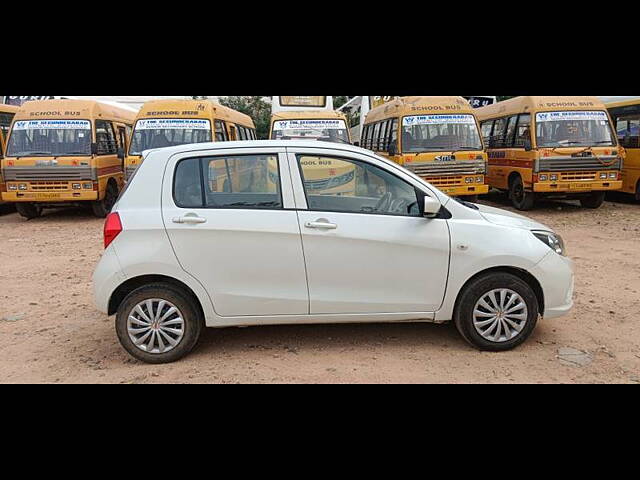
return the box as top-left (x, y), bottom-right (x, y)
top-left (117, 126), bottom-right (128, 168)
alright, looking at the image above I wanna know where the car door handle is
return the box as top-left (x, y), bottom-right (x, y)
top-left (172, 214), bottom-right (207, 224)
top-left (305, 220), bottom-right (337, 229)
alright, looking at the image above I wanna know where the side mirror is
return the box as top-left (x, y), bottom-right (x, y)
top-left (353, 141), bottom-right (360, 147)
top-left (423, 195), bottom-right (441, 218)
top-left (117, 147), bottom-right (125, 160)
top-left (523, 139), bottom-right (532, 151)
top-left (388, 140), bottom-right (397, 156)
top-left (91, 142), bottom-right (98, 155)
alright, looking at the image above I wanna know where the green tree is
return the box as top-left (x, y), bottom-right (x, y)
top-left (218, 96), bottom-right (272, 139)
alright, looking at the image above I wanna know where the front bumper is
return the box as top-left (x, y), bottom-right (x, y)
top-left (533, 178), bottom-right (622, 193)
top-left (437, 183), bottom-right (489, 196)
top-left (2, 189), bottom-right (98, 202)
top-left (530, 251), bottom-right (575, 319)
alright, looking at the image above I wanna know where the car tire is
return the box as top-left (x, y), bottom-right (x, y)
top-left (454, 272), bottom-right (539, 351)
top-left (16, 202), bottom-right (42, 219)
top-left (579, 191), bottom-right (606, 209)
top-left (115, 283), bottom-right (204, 364)
top-left (92, 180), bottom-right (118, 218)
top-left (509, 175), bottom-right (535, 211)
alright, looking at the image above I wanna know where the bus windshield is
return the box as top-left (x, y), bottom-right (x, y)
top-left (271, 119), bottom-right (349, 143)
top-left (401, 115), bottom-right (482, 153)
top-left (6, 119), bottom-right (91, 157)
top-left (129, 119), bottom-right (212, 155)
top-left (536, 111), bottom-right (616, 148)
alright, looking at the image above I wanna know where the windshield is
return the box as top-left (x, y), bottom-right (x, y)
top-left (402, 114), bottom-right (482, 153)
top-left (6, 119), bottom-right (91, 157)
top-left (271, 119), bottom-right (350, 143)
top-left (535, 111), bottom-right (615, 148)
top-left (129, 118), bottom-right (212, 155)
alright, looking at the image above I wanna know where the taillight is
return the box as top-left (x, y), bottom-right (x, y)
top-left (104, 212), bottom-right (122, 249)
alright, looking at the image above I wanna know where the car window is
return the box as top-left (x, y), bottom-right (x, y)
top-left (173, 154), bottom-right (282, 209)
top-left (297, 155), bottom-right (420, 216)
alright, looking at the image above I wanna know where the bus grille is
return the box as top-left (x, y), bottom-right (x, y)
top-left (405, 159), bottom-right (485, 176)
top-left (30, 181), bottom-right (70, 190)
top-left (2, 166), bottom-right (93, 181)
top-left (426, 176), bottom-right (465, 187)
top-left (538, 155), bottom-right (621, 172)
top-left (560, 171), bottom-right (597, 181)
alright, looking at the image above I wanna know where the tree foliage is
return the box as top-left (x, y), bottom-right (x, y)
top-left (217, 96), bottom-right (272, 139)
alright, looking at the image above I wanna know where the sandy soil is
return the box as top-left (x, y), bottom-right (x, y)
top-left (1, 192), bottom-right (639, 384)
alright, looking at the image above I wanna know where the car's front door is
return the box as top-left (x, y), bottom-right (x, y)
top-left (162, 148), bottom-right (309, 317)
top-left (288, 149), bottom-right (451, 314)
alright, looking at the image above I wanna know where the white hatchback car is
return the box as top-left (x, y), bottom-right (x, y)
top-left (93, 140), bottom-right (574, 363)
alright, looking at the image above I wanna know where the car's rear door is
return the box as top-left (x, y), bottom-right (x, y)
top-left (161, 146), bottom-right (309, 317)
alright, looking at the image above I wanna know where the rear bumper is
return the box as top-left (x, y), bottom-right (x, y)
top-left (533, 180), bottom-right (622, 193)
top-left (530, 251), bottom-right (575, 319)
top-left (92, 245), bottom-right (126, 314)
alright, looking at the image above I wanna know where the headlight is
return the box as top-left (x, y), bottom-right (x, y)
top-left (532, 230), bottom-right (566, 256)
top-left (72, 183), bottom-right (81, 190)
top-left (465, 177), bottom-right (473, 184)
top-left (539, 174), bottom-right (548, 181)
top-left (18, 184), bottom-right (27, 191)
top-left (83, 182), bottom-right (93, 189)
top-left (550, 174), bottom-right (558, 181)
top-left (600, 173), bottom-right (608, 179)
top-left (476, 176), bottom-right (483, 183)
top-left (609, 172), bottom-right (617, 179)
top-left (8, 184), bottom-right (17, 191)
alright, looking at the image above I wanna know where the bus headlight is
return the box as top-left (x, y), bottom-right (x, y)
top-left (476, 176), bottom-right (483, 183)
top-left (532, 230), bottom-right (566, 256)
top-left (18, 184), bottom-right (27, 191)
top-left (600, 173), bottom-right (608, 179)
top-left (609, 172), bottom-right (617, 179)
top-left (550, 174), bottom-right (558, 181)
top-left (83, 183), bottom-right (93, 189)
top-left (465, 177), bottom-right (473, 183)
top-left (8, 184), bottom-right (18, 191)
top-left (72, 183), bottom-right (81, 190)
top-left (539, 174), bottom-right (548, 181)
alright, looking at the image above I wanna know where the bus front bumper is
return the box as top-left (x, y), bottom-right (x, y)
top-left (533, 180), bottom-right (622, 193)
top-left (2, 183), bottom-right (98, 202)
top-left (436, 183), bottom-right (489, 196)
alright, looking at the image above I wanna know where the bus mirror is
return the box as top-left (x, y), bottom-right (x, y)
top-left (91, 142), bottom-right (99, 155)
top-left (389, 140), bottom-right (397, 156)
top-left (117, 147), bottom-right (125, 160)
top-left (523, 139), bottom-right (532, 151)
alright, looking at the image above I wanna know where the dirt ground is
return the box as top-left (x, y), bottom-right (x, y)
top-left (1, 191), bottom-right (639, 384)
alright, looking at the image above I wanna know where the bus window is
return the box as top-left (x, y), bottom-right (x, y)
top-left (7, 119), bottom-right (92, 157)
top-left (96, 120), bottom-right (118, 155)
top-left (615, 115), bottom-right (639, 148)
top-left (389, 118), bottom-right (398, 149)
top-left (504, 116), bottom-right (518, 148)
top-left (215, 120), bottom-right (227, 141)
top-left (481, 121), bottom-right (493, 145)
top-left (229, 125), bottom-right (237, 141)
top-left (514, 114), bottom-right (531, 147)
top-left (489, 117), bottom-right (507, 148)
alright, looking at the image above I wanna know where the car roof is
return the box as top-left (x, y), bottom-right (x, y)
top-left (142, 139), bottom-right (370, 157)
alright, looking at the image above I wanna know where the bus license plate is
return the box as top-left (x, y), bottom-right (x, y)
top-left (569, 183), bottom-right (592, 190)
top-left (36, 193), bottom-right (61, 199)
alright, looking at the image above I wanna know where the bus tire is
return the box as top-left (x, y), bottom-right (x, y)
top-left (509, 175), bottom-right (535, 211)
top-left (16, 203), bottom-right (42, 220)
top-left (580, 191), bottom-right (606, 209)
top-left (92, 180), bottom-right (118, 218)
top-left (635, 181), bottom-right (640, 202)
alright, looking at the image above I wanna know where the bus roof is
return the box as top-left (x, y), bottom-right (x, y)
top-left (475, 96), bottom-right (607, 120)
top-left (13, 99), bottom-right (137, 123)
top-left (603, 97), bottom-right (640, 109)
top-left (365, 96), bottom-right (475, 123)
top-left (137, 99), bottom-right (254, 128)
top-left (271, 110), bottom-right (348, 121)
top-left (0, 104), bottom-right (19, 115)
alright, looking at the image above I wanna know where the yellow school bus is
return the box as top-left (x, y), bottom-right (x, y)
top-left (0, 104), bottom-right (19, 204)
top-left (1, 99), bottom-right (135, 218)
top-left (477, 96), bottom-right (622, 210)
top-left (269, 110), bottom-right (355, 195)
top-left (605, 97), bottom-right (640, 201)
top-left (362, 96), bottom-right (488, 200)
top-left (126, 99), bottom-right (256, 180)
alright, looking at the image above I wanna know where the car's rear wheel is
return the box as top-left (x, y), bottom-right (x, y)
top-left (16, 202), bottom-right (42, 219)
top-left (509, 175), bottom-right (535, 211)
top-left (92, 180), bottom-right (118, 218)
top-left (115, 283), bottom-right (203, 364)
top-left (579, 191), bottom-right (606, 209)
top-left (454, 272), bottom-right (539, 351)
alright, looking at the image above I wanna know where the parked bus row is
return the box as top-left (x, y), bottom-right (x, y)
top-left (0, 96), bottom-right (638, 220)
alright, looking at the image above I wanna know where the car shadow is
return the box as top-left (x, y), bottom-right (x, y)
top-left (478, 189), bottom-right (593, 213)
top-left (193, 321), bottom-right (470, 356)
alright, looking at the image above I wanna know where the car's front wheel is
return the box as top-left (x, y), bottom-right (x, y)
top-left (454, 272), bottom-right (539, 351)
top-left (115, 283), bottom-right (203, 363)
